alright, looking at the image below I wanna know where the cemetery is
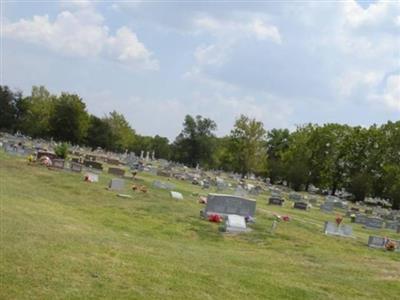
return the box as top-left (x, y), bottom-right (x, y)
top-left (1, 137), bottom-right (400, 299)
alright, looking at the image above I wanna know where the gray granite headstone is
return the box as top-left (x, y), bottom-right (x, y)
top-left (368, 236), bottom-right (386, 248)
top-left (152, 180), bottom-right (175, 190)
top-left (70, 162), bottom-right (83, 173)
top-left (108, 178), bottom-right (124, 191)
top-left (324, 221), bottom-right (353, 237)
top-left (268, 197), bottom-right (284, 206)
top-left (364, 217), bottom-right (384, 229)
top-left (84, 160), bottom-right (103, 170)
top-left (320, 203), bottom-right (334, 213)
top-left (204, 193), bottom-right (256, 218)
top-left (355, 214), bottom-right (368, 224)
top-left (289, 193), bottom-right (302, 202)
top-left (294, 202), bottom-right (309, 210)
top-left (385, 221), bottom-right (399, 231)
top-left (108, 167), bottom-right (125, 177)
top-left (52, 159), bottom-right (65, 169)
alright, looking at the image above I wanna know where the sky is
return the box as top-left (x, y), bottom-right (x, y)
top-left (2, 0), bottom-right (400, 140)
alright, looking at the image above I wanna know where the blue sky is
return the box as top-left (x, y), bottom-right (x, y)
top-left (2, 0), bottom-right (399, 140)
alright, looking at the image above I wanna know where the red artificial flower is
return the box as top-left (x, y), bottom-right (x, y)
top-left (208, 214), bottom-right (222, 223)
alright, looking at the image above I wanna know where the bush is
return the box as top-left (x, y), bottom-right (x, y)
top-left (55, 142), bottom-right (69, 159)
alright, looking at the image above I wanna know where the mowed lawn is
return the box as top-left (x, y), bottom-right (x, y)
top-left (1, 152), bottom-right (399, 300)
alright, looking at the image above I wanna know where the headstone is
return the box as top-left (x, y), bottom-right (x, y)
top-left (289, 193), bottom-right (303, 202)
top-left (324, 221), bottom-right (353, 238)
top-left (385, 221), bottom-right (399, 231)
top-left (225, 215), bottom-right (247, 233)
top-left (204, 194), bottom-right (256, 218)
top-left (294, 202), bottom-right (309, 210)
top-left (355, 214), bottom-right (368, 224)
top-left (108, 178), bottom-right (124, 191)
top-left (107, 158), bottom-right (120, 165)
top-left (52, 159), bottom-right (65, 169)
top-left (308, 197), bottom-right (318, 204)
top-left (368, 236), bottom-right (386, 248)
top-left (84, 160), bottom-right (103, 170)
top-left (157, 170), bottom-right (171, 177)
top-left (37, 151), bottom-right (57, 161)
top-left (152, 180), bottom-right (175, 190)
top-left (364, 217), bottom-right (384, 229)
top-left (170, 191), bottom-right (183, 200)
top-left (268, 197), bottom-right (284, 206)
top-left (70, 162), bottom-right (83, 173)
top-left (108, 167), bottom-right (125, 177)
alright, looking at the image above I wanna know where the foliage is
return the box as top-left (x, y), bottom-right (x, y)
top-left (49, 93), bottom-right (89, 144)
top-left (172, 115), bottom-right (217, 167)
top-left (0, 86), bottom-right (23, 132)
top-left (105, 111), bottom-right (136, 152)
top-left (1, 84), bottom-right (399, 208)
top-left (229, 115), bottom-right (267, 176)
top-left (54, 142), bottom-right (69, 159)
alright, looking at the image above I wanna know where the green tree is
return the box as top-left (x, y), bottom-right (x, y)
top-left (49, 93), bottom-right (89, 144)
top-left (105, 111), bottom-right (136, 152)
top-left (266, 128), bottom-right (290, 183)
top-left (19, 86), bottom-right (55, 138)
top-left (0, 86), bottom-right (23, 132)
top-left (86, 115), bottom-right (114, 150)
top-left (172, 115), bottom-right (217, 167)
top-left (230, 115), bottom-right (267, 176)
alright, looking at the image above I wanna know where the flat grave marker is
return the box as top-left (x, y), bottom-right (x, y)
top-left (225, 214), bottom-right (248, 233)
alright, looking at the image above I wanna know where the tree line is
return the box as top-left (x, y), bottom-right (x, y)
top-left (1, 85), bottom-right (399, 208)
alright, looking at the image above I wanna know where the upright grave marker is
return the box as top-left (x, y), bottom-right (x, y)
top-left (108, 167), bottom-right (125, 177)
top-left (204, 194), bottom-right (256, 218)
top-left (108, 178), bottom-right (124, 191)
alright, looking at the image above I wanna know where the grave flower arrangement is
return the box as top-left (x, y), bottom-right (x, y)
top-left (385, 238), bottom-right (397, 252)
top-left (273, 214), bottom-right (290, 222)
top-left (208, 214), bottom-right (222, 223)
top-left (198, 196), bottom-right (207, 204)
top-left (335, 215), bottom-right (343, 226)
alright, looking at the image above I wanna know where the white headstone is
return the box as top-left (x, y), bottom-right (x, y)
top-left (170, 191), bottom-right (183, 200)
top-left (226, 214), bottom-right (247, 233)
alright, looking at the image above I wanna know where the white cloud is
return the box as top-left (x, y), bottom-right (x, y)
top-left (60, 0), bottom-right (95, 10)
top-left (4, 8), bottom-right (158, 70)
top-left (190, 15), bottom-right (281, 69)
top-left (194, 15), bottom-right (281, 43)
top-left (342, 0), bottom-right (399, 28)
top-left (376, 75), bottom-right (400, 111)
top-left (336, 71), bottom-right (381, 97)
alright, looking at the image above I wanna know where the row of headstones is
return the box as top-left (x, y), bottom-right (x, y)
top-left (49, 158), bottom-right (127, 177)
top-left (352, 214), bottom-right (399, 231)
top-left (2, 143), bottom-right (35, 156)
top-left (268, 196), bottom-right (311, 210)
top-left (324, 222), bottom-right (400, 251)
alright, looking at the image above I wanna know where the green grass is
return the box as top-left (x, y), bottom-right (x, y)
top-left (1, 151), bottom-right (399, 299)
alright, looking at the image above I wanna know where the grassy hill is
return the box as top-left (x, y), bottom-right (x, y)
top-left (1, 151), bottom-right (399, 299)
